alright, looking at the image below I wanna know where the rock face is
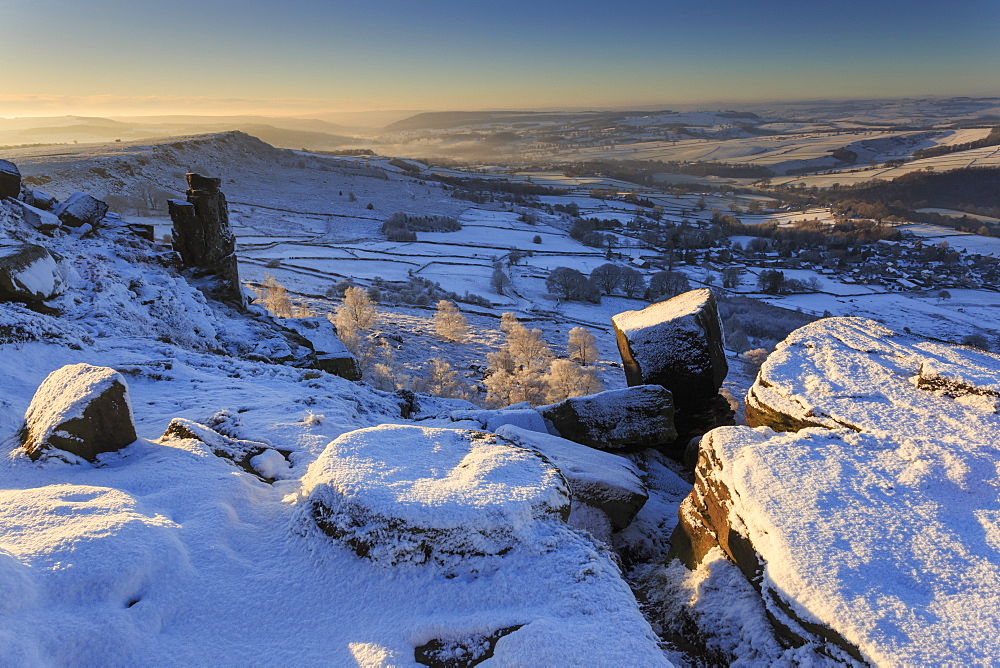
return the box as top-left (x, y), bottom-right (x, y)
top-left (21, 364), bottom-right (137, 461)
top-left (536, 385), bottom-right (676, 451)
top-left (495, 425), bottom-right (648, 532)
top-left (612, 289), bottom-right (727, 400)
top-left (279, 316), bottom-right (360, 381)
top-left (53, 192), bottom-right (109, 229)
top-left (0, 160), bottom-right (21, 199)
top-left (168, 173), bottom-right (244, 308)
top-left (612, 289), bottom-right (733, 456)
top-left (0, 244), bottom-right (67, 302)
top-left (301, 425), bottom-right (571, 567)
top-left (672, 317), bottom-right (1000, 664)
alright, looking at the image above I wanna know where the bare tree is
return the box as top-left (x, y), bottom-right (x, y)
top-left (567, 327), bottom-right (598, 366)
top-left (619, 267), bottom-right (645, 297)
top-left (590, 263), bottom-right (624, 295)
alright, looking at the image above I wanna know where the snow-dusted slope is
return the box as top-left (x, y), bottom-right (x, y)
top-left (0, 196), bottom-right (668, 664)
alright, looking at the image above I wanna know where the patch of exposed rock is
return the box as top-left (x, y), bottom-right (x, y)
top-left (672, 317), bottom-right (1000, 664)
top-left (278, 316), bottom-right (360, 381)
top-left (20, 363), bottom-right (137, 461)
top-left (536, 384), bottom-right (676, 451)
top-left (0, 160), bottom-right (20, 199)
top-left (158, 418), bottom-right (292, 482)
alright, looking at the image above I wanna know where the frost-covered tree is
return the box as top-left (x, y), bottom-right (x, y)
top-left (258, 274), bottom-right (293, 318)
top-left (484, 313), bottom-right (554, 407)
top-left (415, 358), bottom-right (473, 401)
top-left (543, 359), bottom-right (602, 404)
top-left (433, 300), bottom-right (469, 342)
top-left (567, 327), bottom-right (598, 366)
top-left (491, 267), bottom-right (511, 295)
top-left (335, 286), bottom-right (378, 332)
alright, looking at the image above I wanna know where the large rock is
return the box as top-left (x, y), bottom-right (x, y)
top-left (495, 425), bottom-right (648, 532)
top-left (744, 316), bottom-right (1000, 435)
top-left (279, 316), bottom-right (360, 381)
top-left (0, 160), bottom-right (21, 199)
top-left (11, 200), bottom-right (60, 233)
top-left (21, 364), bottom-right (137, 461)
top-left (535, 385), bottom-right (676, 451)
top-left (0, 244), bottom-right (67, 302)
top-left (53, 192), bottom-right (109, 228)
top-left (300, 425), bottom-right (571, 566)
top-left (168, 173), bottom-right (244, 307)
top-left (612, 288), bottom-right (727, 401)
top-left (672, 317), bottom-right (1000, 664)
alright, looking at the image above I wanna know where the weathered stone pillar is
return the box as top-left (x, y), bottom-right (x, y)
top-left (168, 173), bottom-right (245, 308)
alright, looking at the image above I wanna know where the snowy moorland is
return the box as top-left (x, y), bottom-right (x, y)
top-left (4, 128), bottom-right (1000, 665)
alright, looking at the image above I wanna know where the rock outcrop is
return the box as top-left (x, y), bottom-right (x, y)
top-left (279, 316), bottom-right (360, 381)
top-left (168, 173), bottom-right (245, 308)
top-left (159, 418), bottom-right (292, 482)
top-left (0, 244), bottom-right (67, 302)
top-left (496, 425), bottom-right (648, 533)
top-left (672, 317), bottom-right (1000, 664)
top-left (300, 425), bottom-right (571, 567)
top-left (612, 289), bottom-right (727, 399)
top-left (536, 385), bottom-right (676, 451)
top-left (612, 289), bottom-right (733, 456)
top-left (0, 160), bottom-right (21, 199)
top-left (21, 364), bottom-right (137, 461)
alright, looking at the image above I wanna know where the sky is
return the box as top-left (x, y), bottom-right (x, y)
top-left (2, 0), bottom-right (998, 118)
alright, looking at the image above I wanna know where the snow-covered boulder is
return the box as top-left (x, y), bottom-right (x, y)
top-left (21, 364), bottom-right (137, 461)
top-left (300, 425), bottom-right (571, 566)
top-left (279, 316), bottom-right (360, 381)
top-left (536, 385), bottom-right (676, 451)
top-left (612, 289), bottom-right (728, 401)
top-left (0, 244), bottom-right (67, 302)
top-left (53, 192), bottom-right (109, 228)
top-left (0, 160), bottom-right (20, 199)
top-left (745, 316), bottom-right (1000, 435)
top-left (11, 200), bottom-right (60, 233)
top-left (158, 418), bottom-right (292, 482)
top-left (672, 317), bottom-right (1000, 663)
top-left (496, 425), bottom-right (648, 533)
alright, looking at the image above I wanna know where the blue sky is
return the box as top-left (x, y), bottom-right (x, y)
top-left (2, 0), bottom-right (998, 116)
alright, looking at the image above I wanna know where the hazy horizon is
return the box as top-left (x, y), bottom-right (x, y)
top-left (3, 0), bottom-right (999, 118)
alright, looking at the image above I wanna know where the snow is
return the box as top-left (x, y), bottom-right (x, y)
top-left (0, 190), bottom-right (670, 663)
